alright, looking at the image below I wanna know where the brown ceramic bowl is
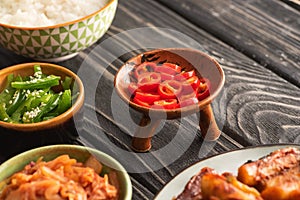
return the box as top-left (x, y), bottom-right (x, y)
top-left (0, 62), bottom-right (84, 160)
top-left (114, 48), bottom-right (225, 151)
top-left (115, 48), bottom-right (224, 119)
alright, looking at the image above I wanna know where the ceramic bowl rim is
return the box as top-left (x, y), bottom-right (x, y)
top-left (0, 144), bottom-right (133, 200)
top-left (0, 62), bottom-right (84, 131)
top-left (0, 0), bottom-right (117, 30)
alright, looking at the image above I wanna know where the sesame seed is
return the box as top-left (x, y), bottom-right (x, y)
top-left (3, 118), bottom-right (8, 121)
top-left (23, 106), bottom-right (41, 120)
top-left (5, 89), bottom-right (9, 93)
top-left (13, 91), bottom-right (18, 99)
top-left (9, 100), bottom-right (12, 104)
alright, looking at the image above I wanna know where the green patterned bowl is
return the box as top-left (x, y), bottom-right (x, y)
top-left (0, 0), bottom-right (117, 62)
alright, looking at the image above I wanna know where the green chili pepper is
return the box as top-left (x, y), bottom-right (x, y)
top-left (28, 89), bottom-right (50, 108)
top-left (0, 65), bottom-right (74, 124)
top-left (0, 74), bottom-right (16, 105)
top-left (0, 103), bottom-right (11, 123)
top-left (32, 94), bottom-right (60, 123)
top-left (11, 75), bottom-right (60, 90)
top-left (61, 76), bottom-right (73, 90)
top-left (54, 89), bottom-right (71, 114)
top-left (11, 97), bottom-right (34, 123)
top-left (6, 89), bottom-right (26, 116)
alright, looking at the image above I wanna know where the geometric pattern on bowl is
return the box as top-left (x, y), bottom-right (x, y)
top-left (0, 0), bottom-right (117, 60)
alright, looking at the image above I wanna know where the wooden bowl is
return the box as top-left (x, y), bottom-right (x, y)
top-left (0, 62), bottom-right (84, 160)
top-left (114, 48), bottom-right (225, 152)
top-left (0, 145), bottom-right (132, 200)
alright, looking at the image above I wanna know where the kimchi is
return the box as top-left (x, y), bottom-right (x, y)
top-left (0, 155), bottom-right (118, 200)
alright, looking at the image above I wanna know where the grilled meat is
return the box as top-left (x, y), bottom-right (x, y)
top-left (174, 147), bottom-right (300, 200)
top-left (237, 147), bottom-right (300, 200)
top-left (174, 167), bottom-right (262, 200)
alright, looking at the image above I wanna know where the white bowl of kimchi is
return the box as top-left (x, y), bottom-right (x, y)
top-left (0, 144), bottom-right (132, 200)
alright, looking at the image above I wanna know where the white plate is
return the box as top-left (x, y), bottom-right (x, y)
top-left (154, 144), bottom-right (300, 200)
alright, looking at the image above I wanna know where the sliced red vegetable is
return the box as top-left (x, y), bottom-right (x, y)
top-left (134, 62), bottom-right (156, 78)
top-left (153, 99), bottom-right (178, 109)
top-left (197, 88), bottom-right (210, 101)
top-left (198, 78), bottom-right (210, 92)
top-left (129, 61), bottom-right (211, 109)
top-left (162, 63), bottom-right (182, 73)
top-left (158, 80), bottom-right (182, 99)
top-left (197, 79), bottom-right (210, 101)
top-left (179, 97), bottom-right (199, 107)
top-left (133, 96), bottom-right (150, 108)
top-left (182, 76), bottom-right (200, 92)
top-left (175, 70), bottom-right (196, 81)
top-left (154, 63), bottom-right (181, 75)
top-left (127, 82), bottom-right (140, 96)
top-left (137, 72), bottom-right (161, 92)
top-left (160, 72), bottom-right (175, 81)
top-left (134, 91), bottom-right (160, 104)
top-left (179, 92), bottom-right (197, 102)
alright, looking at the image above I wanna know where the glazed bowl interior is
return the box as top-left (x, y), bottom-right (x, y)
top-left (114, 48), bottom-right (225, 119)
top-left (0, 144), bottom-right (132, 200)
top-left (0, 62), bottom-right (84, 131)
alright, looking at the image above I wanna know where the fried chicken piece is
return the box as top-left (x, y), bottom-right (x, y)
top-left (174, 167), bottom-right (262, 200)
top-left (174, 167), bottom-right (214, 200)
top-left (237, 147), bottom-right (300, 200)
top-left (260, 172), bottom-right (300, 200)
top-left (201, 172), bottom-right (262, 200)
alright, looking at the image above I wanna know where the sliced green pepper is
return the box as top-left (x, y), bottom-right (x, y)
top-left (11, 75), bottom-right (60, 90)
top-left (0, 103), bottom-right (11, 123)
top-left (61, 76), bottom-right (73, 90)
top-left (32, 94), bottom-right (60, 123)
top-left (11, 97), bottom-right (34, 123)
top-left (6, 89), bottom-right (26, 116)
top-left (54, 89), bottom-right (71, 114)
top-left (0, 65), bottom-right (74, 124)
top-left (0, 74), bottom-right (16, 105)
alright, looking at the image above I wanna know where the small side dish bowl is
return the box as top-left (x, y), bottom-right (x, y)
top-left (115, 48), bottom-right (224, 118)
top-left (114, 48), bottom-right (225, 151)
top-left (0, 144), bottom-right (132, 200)
top-left (0, 62), bottom-right (84, 159)
top-left (0, 0), bottom-right (118, 62)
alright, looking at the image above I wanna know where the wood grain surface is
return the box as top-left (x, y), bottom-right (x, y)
top-left (0, 0), bottom-right (299, 199)
top-left (158, 0), bottom-right (300, 86)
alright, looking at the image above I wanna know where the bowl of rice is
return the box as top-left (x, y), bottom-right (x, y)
top-left (0, 0), bottom-right (118, 62)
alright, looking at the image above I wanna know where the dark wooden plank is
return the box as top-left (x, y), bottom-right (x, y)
top-left (0, 0), bottom-right (299, 199)
top-left (106, 0), bottom-right (300, 145)
top-left (68, 0), bottom-right (300, 198)
top-left (157, 0), bottom-right (300, 87)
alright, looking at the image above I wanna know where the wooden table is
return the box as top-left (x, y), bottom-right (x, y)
top-left (0, 0), bottom-right (299, 199)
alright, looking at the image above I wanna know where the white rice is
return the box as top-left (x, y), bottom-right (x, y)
top-left (0, 0), bottom-right (108, 27)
